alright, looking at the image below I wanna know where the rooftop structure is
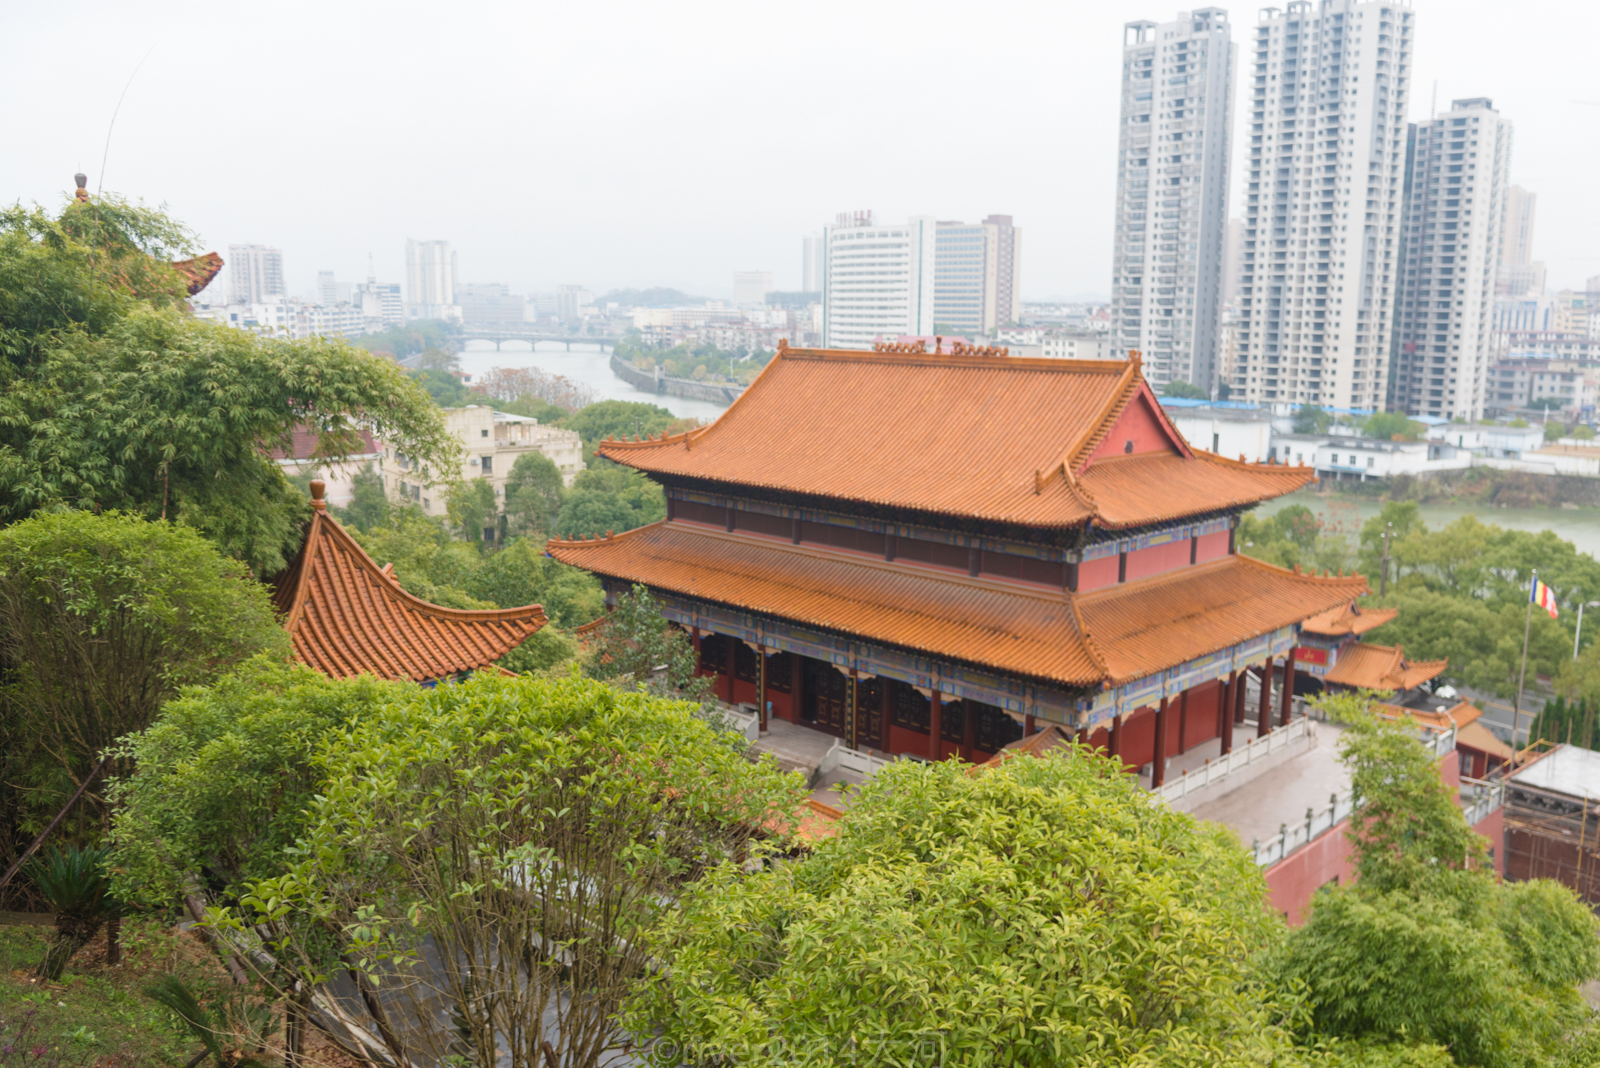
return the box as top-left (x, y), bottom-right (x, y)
top-left (272, 481), bottom-right (547, 682)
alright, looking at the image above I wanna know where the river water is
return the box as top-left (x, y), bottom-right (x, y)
top-left (458, 340), bottom-right (730, 421)
top-left (1258, 490), bottom-right (1600, 561)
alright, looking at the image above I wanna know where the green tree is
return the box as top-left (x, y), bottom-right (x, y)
top-left (555, 465), bottom-right (666, 538)
top-left (627, 750), bottom-right (1298, 1067)
top-left (224, 672), bottom-right (804, 1068)
top-left (348, 509), bottom-right (492, 608)
top-left (1276, 696), bottom-right (1600, 1066)
top-left (585, 584), bottom-right (706, 703)
top-left (497, 626), bottom-right (580, 674)
top-left (330, 462), bottom-right (389, 533)
top-left (106, 658), bottom-right (407, 906)
top-left (353, 319), bottom-right (460, 358)
top-left (1365, 588), bottom-right (1569, 699)
top-left (444, 477), bottom-right (498, 543)
top-left (1355, 501), bottom-right (1426, 581)
top-left (462, 537), bottom-right (602, 626)
top-left (407, 367), bottom-right (469, 406)
top-left (502, 451), bottom-right (564, 537)
top-left (1572, 424), bottom-right (1596, 441)
top-left (1362, 412), bottom-right (1423, 442)
top-left (1161, 379), bottom-right (1208, 399)
top-left (562, 399), bottom-right (676, 461)
top-left (0, 512), bottom-right (287, 844)
top-left (1293, 404), bottom-right (1334, 434)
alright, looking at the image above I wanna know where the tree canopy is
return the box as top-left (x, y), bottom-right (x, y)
top-left (0, 200), bottom-right (454, 574)
top-left (1160, 379), bottom-right (1208, 399)
top-left (555, 465), bottom-right (666, 538)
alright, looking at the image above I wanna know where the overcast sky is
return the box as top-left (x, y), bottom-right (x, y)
top-left (3, 0), bottom-right (1596, 302)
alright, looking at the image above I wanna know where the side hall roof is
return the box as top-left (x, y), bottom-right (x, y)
top-left (272, 481), bottom-right (546, 682)
top-left (596, 345), bottom-right (1314, 531)
top-left (547, 521), bottom-right (1366, 691)
top-left (1324, 641), bottom-right (1448, 694)
top-left (1300, 601), bottom-right (1399, 638)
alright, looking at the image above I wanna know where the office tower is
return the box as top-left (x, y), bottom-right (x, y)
top-left (1232, 0), bottom-right (1414, 412)
top-left (802, 232), bottom-right (823, 293)
top-left (228, 244), bottom-right (285, 304)
top-left (1392, 99), bottom-right (1512, 421)
top-left (316, 270), bottom-right (352, 306)
top-left (733, 271), bottom-right (775, 306)
top-left (405, 239), bottom-right (457, 309)
top-left (1112, 9), bottom-right (1236, 392)
top-left (821, 212), bottom-right (935, 349)
top-left (932, 216), bottom-right (1024, 336)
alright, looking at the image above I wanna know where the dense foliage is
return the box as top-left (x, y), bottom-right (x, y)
top-left (223, 671), bottom-right (805, 1068)
top-left (0, 511), bottom-right (286, 861)
top-left (629, 749), bottom-right (1298, 1067)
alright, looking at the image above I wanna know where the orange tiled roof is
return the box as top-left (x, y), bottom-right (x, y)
top-left (173, 252), bottom-right (224, 296)
top-left (1300, 601), bottom-right (1399, 638)
top-left (1455, 720), bottom-right (1514, 762)
top-left (547, 522), bottom-right (1366, 689)
top-left (1324, 642), bottom-right (1448, 693)
top-left (596, 347), bottom-right (1314, 531)
top-left (979, 724), bottom-right (1078, 768)
top-left (1376, 698), bottom-right (1482, 732)
top-left (272, 482), bottom-right (546, 682)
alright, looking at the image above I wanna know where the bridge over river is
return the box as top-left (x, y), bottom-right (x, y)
top-left (455, 324), bottom-right (622, 350)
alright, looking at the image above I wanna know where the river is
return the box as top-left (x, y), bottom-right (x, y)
top-left (1257, 490), bottom-right (1600, 561)
top-left (458, 340), bottom-right (731, 421)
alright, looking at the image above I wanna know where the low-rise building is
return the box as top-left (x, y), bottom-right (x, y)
top-left (1160, 401), bottom-right (1275, 462)
top-left (1486, 357), bottom-right (1600, 416)
top-left (381, 405), bottom-right (586, 526)
top-left (1425, 422), bottom-right (1546, 458)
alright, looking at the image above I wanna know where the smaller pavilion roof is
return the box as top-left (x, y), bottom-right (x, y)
top-left (1300, 601), bottom-right (1399, 638)
top-left (980, 725), bottom-right (1078, 769)
top-left (1376, 698), bottom-right (1482, 732)
top-left (1324, 642), bottom-right (1448, 693)
top-left (1455, 721), bottom-right (1514, 763)
top-left (272, 481), bottom-right (546, 682)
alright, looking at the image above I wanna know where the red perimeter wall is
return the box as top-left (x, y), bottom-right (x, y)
top-left (1265, 749), bottom-right (1504, 924)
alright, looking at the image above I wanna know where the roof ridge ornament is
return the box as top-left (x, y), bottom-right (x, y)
top-left (309, 479), bottom-right (327, 511)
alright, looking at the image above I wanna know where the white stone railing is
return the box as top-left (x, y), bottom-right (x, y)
top-left (818, 740), bottom-right (896, 779)
top-left (1153, 715), bottom-right (1314, 804)
top-left (718, 703), bottom-right (760, 743)
top-left (1460, 776), bottom-right (1506, 828)
top-left (1251, 788), bottom-right (1359, 867)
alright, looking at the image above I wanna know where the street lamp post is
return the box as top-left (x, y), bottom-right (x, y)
top-left (1577, 600), bottom-right (1600, 661)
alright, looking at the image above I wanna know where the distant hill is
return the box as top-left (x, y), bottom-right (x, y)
top-left (597, 287), bottom-right (707, 307)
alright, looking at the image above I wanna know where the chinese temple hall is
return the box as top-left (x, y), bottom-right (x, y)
top-left (550, 343), bottom-right (1368, 785)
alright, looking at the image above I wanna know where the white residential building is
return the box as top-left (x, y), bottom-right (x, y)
top-left (1112, 9), bottom-right (1236, 393)
top-left (1232, 0), bottom-right (1415, 412)
top-left (1496, 185), bottom-right (1542, 295)
top-left (406, 239), bottom-right (457, 318)
top-left (932, 215), bottom-right (1023, 336)
top-left (381, 406), bottom-right (587, 526)
top-left (227, 244), bottom-right (286, 304)
top-left (317, 270), bottom-right (352, 307)
top-left (1162, 402), bottom-right (1275, 461)
top-left (821, 213), bottom-right (936, 349)
top-left (1391, 97), bottom-right (1512, 422)
top-left (802, 232), bottom-right (823, 293)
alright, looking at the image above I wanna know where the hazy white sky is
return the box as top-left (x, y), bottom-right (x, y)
top-left (3, 0), bottom-right (1596, 302)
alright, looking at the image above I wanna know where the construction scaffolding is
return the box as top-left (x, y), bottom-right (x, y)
top-left (1505, 778), bottom-right (1600, 903)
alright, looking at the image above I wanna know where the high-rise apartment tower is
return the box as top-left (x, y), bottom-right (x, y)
top-left (1495, 186), bottom-right (1544, 296)
top-left (931, 216), bottom-right (1023, 335)
top-left (228, 244), bottom-right (286, 304)
top-left (1391, 98), bottom-right (1511, 421)
top-left (1112, 9), bottom-right (1236, 393)
top-left (821, 213), bottom-right (935, 349)
top-left (1232, 0), bottom-right (1414, 412)
top-left (802, 232), bottom-right (823, 293)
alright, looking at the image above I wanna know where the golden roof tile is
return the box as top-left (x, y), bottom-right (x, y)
top-left (1300, 601), bottom-right (1400, 638)
top-left (1324, 641), bottom-right (1448, 693)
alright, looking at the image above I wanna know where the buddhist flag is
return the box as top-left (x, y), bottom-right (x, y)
top-left (1531, 576), bottom-right (1559, 620)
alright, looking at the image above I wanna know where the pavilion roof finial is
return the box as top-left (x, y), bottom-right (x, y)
top-left (310, 479), bottom-right (327, 511)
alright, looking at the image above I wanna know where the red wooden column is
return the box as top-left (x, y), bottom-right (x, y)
top-left (929, 690), bottom-right (944, 761)
top-left (725, 650), bottom-right (736, 704)
top-left (1024, 712), bottom-right (1036, 736)
top-left (1176, 690), bottom-right (1190, 756)
top-left (1279, 648), bottom-right (1297, 727)
top-left (960, 700), bottom-right (976, 763)
top-left (1219, 674), bottom-right (1236, 755)
top-left (849, 668), bottom-right (860, 751)
top-left (1256, 656), bottom-right (1275, 737)
top-left (757, 644), bottom-right (768, 731)
top-left (1109, 713), bottom-right (1123, 767)
top-left (1234, 670), bottom-right (1247, 725)
top-left (1152, 696), bottom-right (1170, 788)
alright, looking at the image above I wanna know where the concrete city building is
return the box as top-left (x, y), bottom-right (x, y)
top-left (1232, 0), bottom-right (1415, 412)
top-left (932, 216), bottom-right (1023, 336)
top-left (733, 271), bottom-right (775, 307)
top-left (457, 282), bottom-right (526, 325)
top-left (821, 212), bottom-right (936, 349)
top-left (555, 285), bottom-right (595, 320)
top-left (405, 239), bottom-right (457, 317)
top-left (228, 244), bottom-right (286, 304)
top-left (316, 270), bottom-right (352, 307)
top-left (802, 232), bottom-right (823, 293)
top-left (1391, 97), bottom-right (1512, 422)
top-left (1112, 9), bottom-right (1236, 393)
top-left (1496, 185), bottom-right (1544, 295)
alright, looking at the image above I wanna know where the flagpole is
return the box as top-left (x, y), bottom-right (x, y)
top-left (1513, 569), bottom-right (1536, 769)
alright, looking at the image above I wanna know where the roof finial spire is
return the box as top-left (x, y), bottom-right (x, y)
top-left (73, 173), bottom-right (88, 203)
top-left (310, 479), bottom-right (327, 510)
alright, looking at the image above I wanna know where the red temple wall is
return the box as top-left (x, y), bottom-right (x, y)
top-left (1125, 539), bottom-right (1191, 583)
top-left (1079, 554), bottom-right (1121, 592)
top-left (1265, 823), bottom-right (1354, 925)
top-left (1119, 707), bottom-right (1157, 770)
top-left (887, 723), bottom-right (928, 756)
top-left (1087, 391), bottom-right (1180, 462)
top-left (1087, 726), bottom-right (1110, 754)
top-left (1182, 684), bottom-right (1221, 751)
top-left (766, 690), bottom-right (793, 722)
top-left (1196, 529), bottom-right (1231, 562)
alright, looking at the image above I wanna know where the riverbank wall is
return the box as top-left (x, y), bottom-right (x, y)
top-left (610, 354), bottom-right (746, 406)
